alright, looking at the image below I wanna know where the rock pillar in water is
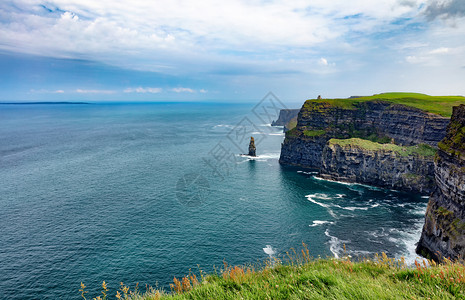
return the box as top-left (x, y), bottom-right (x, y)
top-left (248, 137), bottom-right (256, 156)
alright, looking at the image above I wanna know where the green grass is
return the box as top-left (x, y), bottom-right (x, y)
top-left (304, 92), bottom-right (465, 117)
top-left (303, 129), bottom-right (326, 137)
top-left (329, 138), bottom-right (437, 157)
top-left (438, 116), bottom-right (465, 155)
top-left (82, 249), bottom-right (465, 300)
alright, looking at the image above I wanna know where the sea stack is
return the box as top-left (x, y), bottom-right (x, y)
top-left (248, 137), bottom-right (256, 156)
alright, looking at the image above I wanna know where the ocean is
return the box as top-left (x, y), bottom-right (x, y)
top-left (0, 102), bottom-right (428, 299)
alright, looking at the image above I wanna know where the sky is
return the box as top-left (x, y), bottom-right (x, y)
top-left (0, 0), bottom-right (464, 102)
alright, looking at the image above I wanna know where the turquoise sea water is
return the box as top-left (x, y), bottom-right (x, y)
top-left (0, 102), bottom-right (428, 299)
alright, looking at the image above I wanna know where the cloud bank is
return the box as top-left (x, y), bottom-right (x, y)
top-left (423, 0), bottom-right (465, 20)
top-left (0, 0), bottom-right (464, 100)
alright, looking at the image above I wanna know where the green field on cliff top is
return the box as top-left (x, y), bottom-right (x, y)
top-left (329, 138), bottom-right (437, 157)
top-left (307, 92), bottom-right (465, 117)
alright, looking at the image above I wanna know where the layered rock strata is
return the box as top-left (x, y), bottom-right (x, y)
top-left (417, 105), bottom-right (465, 260)
top-left (320, 139), bottom-right (435, 194)
top-left (280, 100), bottom-right (449, 169)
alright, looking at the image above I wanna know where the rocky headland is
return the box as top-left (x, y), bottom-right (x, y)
top-left (278, 93), bottom-right (465, 193)
top-left (417, 104), bottom-right (465, 261)
top-left (271, 108), bottom-right (300, 132)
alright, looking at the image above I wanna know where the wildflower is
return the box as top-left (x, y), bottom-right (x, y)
top-left (80, 282), bottom-right (88, 300)
top-left (102, 281), bottom-right (108, 291)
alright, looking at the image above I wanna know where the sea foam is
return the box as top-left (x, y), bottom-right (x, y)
top-left (309, 220), bottom-right (335, 227)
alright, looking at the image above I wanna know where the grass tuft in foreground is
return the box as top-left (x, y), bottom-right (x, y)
top-left (80, 245), bottom-right (465, 299)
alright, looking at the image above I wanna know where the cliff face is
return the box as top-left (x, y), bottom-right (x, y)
top-left (272, 109), bottom-right (300, 132)
top-left (417, 105), bottom-right (465, 260)
top-left (271, 109), bottom-right (300, 126)
top-left (320, 140), bottom-right (435, 194)
top-left (280, 100), bottom-right (449, 169)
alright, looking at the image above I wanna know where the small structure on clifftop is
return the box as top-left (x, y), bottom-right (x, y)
top-left (248, 137), bottom-right (256, 156)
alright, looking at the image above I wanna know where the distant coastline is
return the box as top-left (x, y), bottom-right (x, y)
top-left (0, 101), bottom-right (91, 105)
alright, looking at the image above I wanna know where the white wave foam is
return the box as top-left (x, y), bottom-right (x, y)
top-left (309, 220), bottom-right (335, 227)
top-left (306, 197), bottom-right (330, 208)
top-left (269, 132), bottom-right (285, 136)
top-left (213, 124), bottom-right (234, 128)
top-left (239, 153), bottom-right (280, 161)
top-left (343, 203), bottom-right (379, 211)
top-left (343, 206), bottom-right (369, 211)
top-left (386, 207), bottom-right (428, 265)
top-left (263, 245), bottom-right (276, 256)
top-left (251, 131), bottom-right (265, 135)
top-left (306, 193), bottom-right (377, 212)
top-left (324, 229), bottom-right (349, 259)
top-left (305, 194), bottom-right (337, 218)
top-left (312, 176), bottom-right (382, 191)
top-left (412, 208), bottom-right (427, 216)
top-left (388, 237), bottom-right (399, 243)
top-left (396, 221), bottom-right (426, 265)
top-left (421, 195), bottom-right (430, 199)
top-left (298, 170), bottom-right (319, 175)
top-left (366, 228), bottom-right (388, 238)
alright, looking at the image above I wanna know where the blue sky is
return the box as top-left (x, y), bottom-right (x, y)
top-left (0, 0), bottom-right (464, 102)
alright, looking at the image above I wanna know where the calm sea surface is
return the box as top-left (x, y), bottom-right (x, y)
top-left (0, 102), bottom-right (428, 299)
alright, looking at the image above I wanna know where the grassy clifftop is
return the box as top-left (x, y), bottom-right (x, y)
top-left (305, 92), bottom-right (465, 117)
top-left (82, 251), bottom-right (465, 299)
top-left (329, 138), bottom-right (437, 157)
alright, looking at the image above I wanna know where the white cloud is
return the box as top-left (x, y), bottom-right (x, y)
top-left (124, 87), bottom-right (162, 93)
top-left (319, 58), bottom-right (328, 66)
top-left (429, 47), bottom-right (449, 54)
top-left (171, 87), bottom-right (195, 93)
top-left (3, 0), bottom-right (465, 98)
top-left (75, 89), bottom-right (116, 94)
top-left (30, 89), bottom-right (65, 93)
top-left (405, 55), bottom-right (427, 64)
top-left (0, 0), bottom-right (429, 74)
top-left (199, 89), bottom-right (208, 93)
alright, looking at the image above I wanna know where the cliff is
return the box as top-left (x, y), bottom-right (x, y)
top-left (279, 93), bottom-right (465, 193)
top-left (320, 139), bottom-right (436, 194)
top-left (271, 109), bottom-right (299, 131)
top-left (280, 100), bottom-right (449, 168)
top-left (417, 104), bottom-right (465, 261)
